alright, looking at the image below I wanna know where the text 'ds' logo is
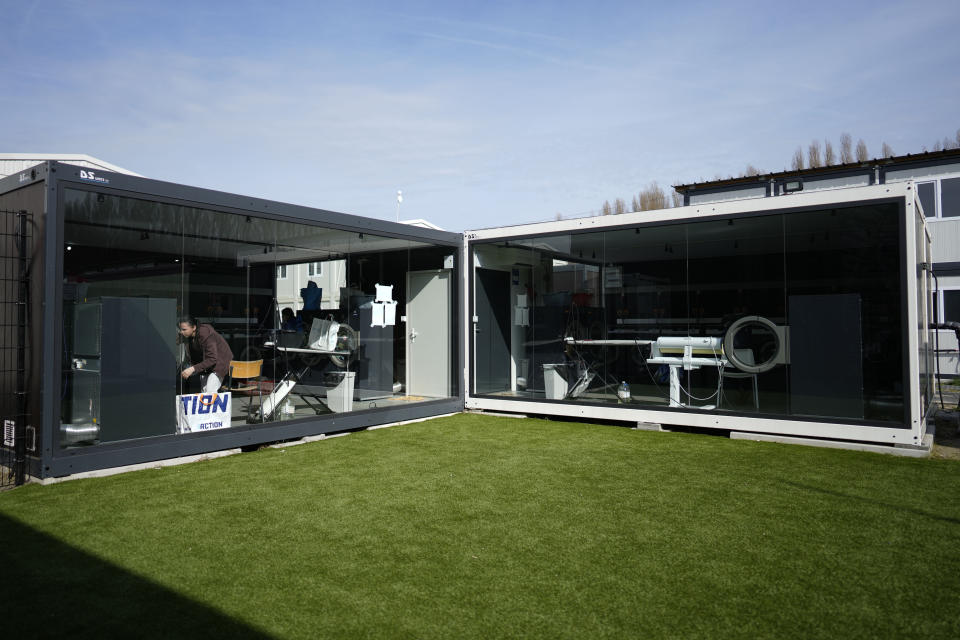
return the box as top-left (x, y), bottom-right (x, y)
top-left (79, 169), bottom-right (110, 184)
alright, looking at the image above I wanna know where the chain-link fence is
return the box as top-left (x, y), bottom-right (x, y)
top-left (1, 209), bottom-right (32, 487)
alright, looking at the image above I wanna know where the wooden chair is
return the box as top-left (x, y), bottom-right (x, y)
top-left (226, 360), bottom-right (264, 419)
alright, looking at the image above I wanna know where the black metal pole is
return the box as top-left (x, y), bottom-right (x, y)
top-left (14, 211), bottom-right (28, 486)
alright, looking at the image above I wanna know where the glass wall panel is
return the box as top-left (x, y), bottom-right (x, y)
top-left (473, 241), bottom-right (532, 396)
top-left (685, 215), bottom-right (786, 413)
top-left (62, 189), bottom-right (185, 445)
top-left (529, 235), bottom-right (577, 400)
top-left (254, 222), bottom-right (457, 421)
top-left (262, 219), bottom-right (351, 422)
top-left (179, 207), bottom-right (275, 428)
top-left (473, 225), bottom-right (691, 405)
top-left (61, 188), bottom-right (457, 448)
top-left (783, 203), bottom-right (903, 423)
top-left (546, 232), bottom-right (606, 402)
top-left (598, 225), bottom-right (689, 407)
top-left (473, 202), bottom-right (908, 426)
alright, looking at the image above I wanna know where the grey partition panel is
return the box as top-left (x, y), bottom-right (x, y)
top-left (789, 293), bottom-right (863, 419)
top-left (72, 303), bottom-right (101, 357)
top-left (95, 297), bottom-right (178, 441)
top-left (475, 268), bottom-right (511, 393)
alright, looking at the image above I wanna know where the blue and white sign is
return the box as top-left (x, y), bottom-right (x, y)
top-left (176, 392), bottom-right (232, 433)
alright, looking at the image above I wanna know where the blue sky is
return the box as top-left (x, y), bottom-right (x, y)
top-left (3, 1), bottom-right (958, 230)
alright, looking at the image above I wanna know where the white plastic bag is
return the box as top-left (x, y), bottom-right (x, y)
top-left (308, 316), bottom-right (340, 351)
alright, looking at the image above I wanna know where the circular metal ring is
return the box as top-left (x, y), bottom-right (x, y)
top-left (723, 315), bottom-right (781, 374)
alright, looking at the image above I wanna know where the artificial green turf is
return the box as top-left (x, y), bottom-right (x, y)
top-left (1, 413), bottom-right (959, 639)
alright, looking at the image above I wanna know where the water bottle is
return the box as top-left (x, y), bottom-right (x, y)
top-left (618, 381), bottom-right (631, 403)
top-left (283, 398), bottom-right (295, 416)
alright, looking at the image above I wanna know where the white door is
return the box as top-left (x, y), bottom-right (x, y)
top-left (406, 269), bottom-right (452, 397)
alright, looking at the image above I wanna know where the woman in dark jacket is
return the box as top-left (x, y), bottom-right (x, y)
top-left (177, 316), bottom-right (234, 393)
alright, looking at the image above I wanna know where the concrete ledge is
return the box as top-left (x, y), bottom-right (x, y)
top-left (37, 448), bottom-right (244, 484)
top-left (267, 432), bottom-right (350, 448)
top-left (730, 431), bottom-right (932, 457)
top-left (37, 413), bottom-right (462, 483)
top-left (365, 412), bottom-right (460, 429)
top-left (269, 412), bottom-right (459, 449)
top-left (633, 421), bottom-right (664, 431)
top-left (464, 409), bottom-right (528, 419)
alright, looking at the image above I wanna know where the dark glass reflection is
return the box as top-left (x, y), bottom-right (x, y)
top-left (60, 188), bottom-right (457, 448)
top-left (917, 182), bottom-right (936, 218)
top-left (940, 177), bottom-right (960, 218)
top-left (473, 202), bottom-right (907, 426)
top-left (945, 290), bottom-right (960, 323)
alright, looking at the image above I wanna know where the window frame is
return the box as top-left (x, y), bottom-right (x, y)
top-left (901, 171), bottom-right (960, 220)
top-left (940, 287), bottom-right (960, 323)
top-left (937, 175), bottom-right (960, 219)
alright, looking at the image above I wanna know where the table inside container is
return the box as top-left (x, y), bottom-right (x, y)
top-left (564, 337), bottom-right (729, 408)
top-left (263, 343), bottom-right (350, 356)
top-left (262, 342), bottom-right (353, 416)
top-left (645, 356), bottom-right (729, 409)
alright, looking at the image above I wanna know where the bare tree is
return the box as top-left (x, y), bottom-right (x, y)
top-left (613, 198), bottom-right (627, 215)
top-left (808, 140), bottom-right (823, 168)
top-left (631, 195), bottom-right (640, 212)
top-left (638, 182), bottom-right (667, 211)
top-left (855, 138), bottom-right (869, 162)
top-left (824, 139), bottom-right (836, 165)
top-left (601, 200), bottom-right (612, 216)
top-left (944, 136), bottom-right (956, 151)
top-left (956, 129), bottom-right (960, 148)
top-left (840, 133), bottom-right (854, 163)
top-left (555, 212), bottom-right (564, 221)
top-left (744, 164), bottom-right (761, 177)
top-left (881, 142), bottom-right (894, 158)
top-left (791, 147), bottom-right (805, 171)
top-left (671, 189), bottom-right (683, 208)
top-left (933, 139), bottom-right (943, 152)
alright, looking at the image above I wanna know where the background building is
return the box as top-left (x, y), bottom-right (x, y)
top-left (674, 148), bottom-right (960, 377)
top-left (0, 153), bottom-right (140, 179)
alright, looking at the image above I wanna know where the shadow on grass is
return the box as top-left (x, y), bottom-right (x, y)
top-left (0, 513), bottom-right (273, 639)
top-left (780, 480), bottom-right (960, 525)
